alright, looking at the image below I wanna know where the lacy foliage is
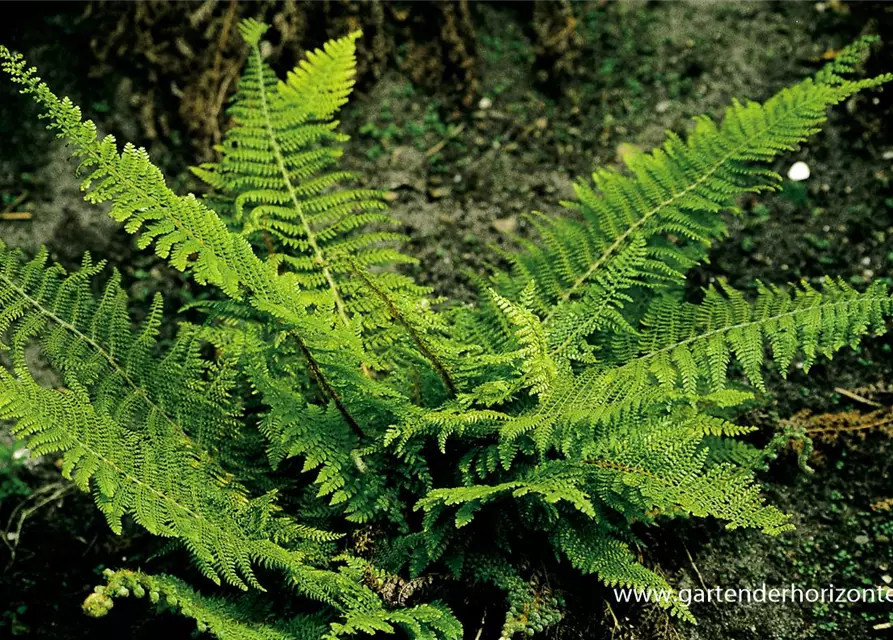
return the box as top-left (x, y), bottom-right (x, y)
top-left (1, 25), bottom-right (890, 639)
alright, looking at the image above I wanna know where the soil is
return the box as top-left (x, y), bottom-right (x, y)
top-left (1, 2), bottom-right (892, 639)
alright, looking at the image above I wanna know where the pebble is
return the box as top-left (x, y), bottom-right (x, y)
top-left (787, 161), bottom-right (810, 181)
top-left (478, 97), bottom-right (492, 110)
top-left (492, 217), bottom-right (519, 234)
top-left (854, 534), bottom-right (870, 545)
top-left (428, 187), bottom-right (451, 200)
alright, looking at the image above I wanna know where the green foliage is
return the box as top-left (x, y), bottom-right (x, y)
top-left (1, 23), bottom-right (891, 639)
top-left (0, 436), bottom-right (30, 502)
top-left (191, 19), bottom-right (427, 364)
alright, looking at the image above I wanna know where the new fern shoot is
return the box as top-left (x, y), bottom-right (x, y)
top-left (0, 19), bottom-right (891, 639)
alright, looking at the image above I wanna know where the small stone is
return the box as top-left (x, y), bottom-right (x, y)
top-left (492, 217), bottom-right (519, 234)
top-left (787, 161), bottom-right (811, 181)
top-left (861, 256), bottom-right (872, 266)
top-left (855, 534), bottom-right (871, 545)
top-left (428, 187), bottom-right (451, 200)
top-left (478, 97), bottom-right (492, 110)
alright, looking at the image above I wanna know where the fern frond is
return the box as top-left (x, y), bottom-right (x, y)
top-left (501, 278), bottom-right (893, 456)
top-left (632, 277), bottom-right (892, 393)
top-left (416, 461), bottom-right (596, 529)
top-left (553, 522), bottom-right (694, 622)
top-left (0, 245), bottom-right (327, 589)
top-left (86, 569), bottom-right (329, 640)
top-left (192, 24), bottom-right (427, 361)
top-left (489, 36), bottom-right (891, 340)
top-left (0, 42), bottom-right (389, 439)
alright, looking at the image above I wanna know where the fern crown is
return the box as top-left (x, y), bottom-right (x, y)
top-left (0, 22), bottom-right (890, 639)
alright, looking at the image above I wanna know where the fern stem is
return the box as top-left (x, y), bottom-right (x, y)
top-left (351, 262), bottom-right (458, 395)
top-left (294, 332), bottom-right (365, 439)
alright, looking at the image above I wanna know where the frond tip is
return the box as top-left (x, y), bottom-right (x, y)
top-left (238, 18), bottom-right (269, 46)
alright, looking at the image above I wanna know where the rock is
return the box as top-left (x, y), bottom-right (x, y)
top-left (478, 96), bottom-right (492, 110)
top-left (854, 534), bottom-right (871, 545)
top-left (428, 187), bottom-right (452, 200)
top-left (787, 161), bottom-right (810, 181)
top-left (492, 216), bottom-right (519, 234)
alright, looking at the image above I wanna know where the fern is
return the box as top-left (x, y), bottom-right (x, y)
top-left (85, 569), bottom-right (330, 640)
top-left (1, 25), bottom-right (891, 639)
top-left (476, 39), bottom-right (891, 356)
top-left (192, 20), bottom-right (428, 366)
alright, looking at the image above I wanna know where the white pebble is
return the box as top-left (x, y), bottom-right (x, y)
top-left (478, 97), bottom-right (492, 110)
top-left (787, 161), bottom-right (810, 181)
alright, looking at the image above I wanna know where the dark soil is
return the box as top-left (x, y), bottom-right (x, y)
top-left (1, 2), bottom-right (892, 639)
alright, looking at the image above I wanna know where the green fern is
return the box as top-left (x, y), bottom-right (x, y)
top-left (192, 20), bottom-right (428, 366)
top-left (1, 24), bottom-right (891, 640)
